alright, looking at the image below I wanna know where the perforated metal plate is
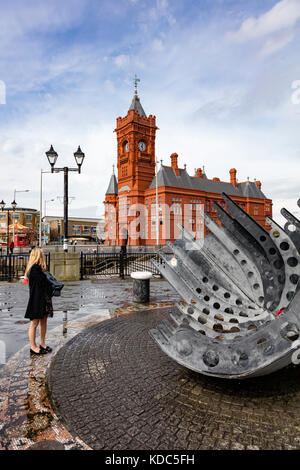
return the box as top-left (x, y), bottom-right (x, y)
top-left (149, 194), bottom-right (300, 379)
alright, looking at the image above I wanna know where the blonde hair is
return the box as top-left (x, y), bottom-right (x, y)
top-left (25, 248), bottom-right (47, 275)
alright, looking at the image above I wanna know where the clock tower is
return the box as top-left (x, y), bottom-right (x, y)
top-left (104, 79), bottom-right (272, 247)
top-left (115, 81), bottom-right (158, 194)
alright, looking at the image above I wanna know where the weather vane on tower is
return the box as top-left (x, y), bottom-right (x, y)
top-left (134, 74), bottom-right (140, 96)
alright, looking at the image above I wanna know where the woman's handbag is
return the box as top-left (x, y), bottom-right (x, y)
top-left (22, 275), bottom-right (29, 284)
top-left (43, 271), bottom-right (64, 297)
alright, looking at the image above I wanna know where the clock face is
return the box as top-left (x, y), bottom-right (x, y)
top-left (125, 142), bottom-right (129, 152)
top-left (138, 141), bottom-right (146, 152)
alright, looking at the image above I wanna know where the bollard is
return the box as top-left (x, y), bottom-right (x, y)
top-left (130, 271), bottom-right (152, 303)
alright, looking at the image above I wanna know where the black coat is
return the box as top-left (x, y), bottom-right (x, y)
top-left (25, 264), bottom-right (53, 320)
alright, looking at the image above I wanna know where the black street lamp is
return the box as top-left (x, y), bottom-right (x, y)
top-left (45, 145), bottom-right (85, 251)
top-left (45, 145), bottom-right (58, 171)
top-left (0, 200), bottom-right (17, 255)
top-left (73, 146), bottom-right (85, 173)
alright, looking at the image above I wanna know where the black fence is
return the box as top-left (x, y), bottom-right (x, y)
top-left (80, 251), bottom-right (163, 279)
top-left (0, 251), bottom-right (162, 281)
top-left (0, 253), bottom-right (50, 282)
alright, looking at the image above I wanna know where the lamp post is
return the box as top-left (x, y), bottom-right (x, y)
top-left (0, 200), bottom-right (17, 255)
top-left (43, 198), bottom-right (54, 244)
top-left (155, 159), bottom-right (159, 246)
top-left (45, 145), bottom-right (85, 252)
top-left (13, 189), bottom-right (30, 244)
top-left (39, 170), bottom-right (52, 247)
top-left (44, 198), bottom-right (55, 219)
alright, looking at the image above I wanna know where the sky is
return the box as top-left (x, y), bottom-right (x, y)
top-left (0, 0), bottom-right (300, 224)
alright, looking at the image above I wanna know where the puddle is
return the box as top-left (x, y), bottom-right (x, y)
top-left (0, 279), bottom-right (180, 366)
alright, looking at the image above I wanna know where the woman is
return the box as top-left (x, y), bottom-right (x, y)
top-left (24, 248), bottom-right (53, 355)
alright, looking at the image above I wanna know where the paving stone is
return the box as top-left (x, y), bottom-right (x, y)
top-left (47, 308), bottom-right (300, 450)
top-left (26, 440), bottom-right (65, 450)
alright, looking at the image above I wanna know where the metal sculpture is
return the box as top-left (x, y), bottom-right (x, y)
top-left (150, 194), bottom-right (300, 379)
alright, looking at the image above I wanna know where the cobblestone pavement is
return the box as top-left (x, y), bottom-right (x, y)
top-left (48, 307), bottom-right (300, 451)
top-left (0, 311), bottom-right (108, 450)
top-left (0, 297), bottom-right (176, 450)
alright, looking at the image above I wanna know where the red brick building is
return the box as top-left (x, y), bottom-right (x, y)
top-left (104, 91), bottom-right (272, 246)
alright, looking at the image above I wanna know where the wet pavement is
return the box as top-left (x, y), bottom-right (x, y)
top-left (0, 310), bottom-right (107, 450)
top-left (47, 308), bottom-right (300, 451)
top-left (0, 278), bottom-right (180, 365)
top-left (1, 279), bottom-right (300, 450)
top-left (0, 278), bottom-right (179, 450)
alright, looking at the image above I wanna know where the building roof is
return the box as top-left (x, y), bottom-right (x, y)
top-left (148, 166), bottom-right (266, 199)
top-left (1, 207), bottom-right (38, 213)
top-left (239, 181), bottom-right (266, 198)
top-left (105, 173), bottom-right (118, 195)
top-left (44, 216), bottom-right (102, 223)
top-left (129, 94), bottom-right (146, 117)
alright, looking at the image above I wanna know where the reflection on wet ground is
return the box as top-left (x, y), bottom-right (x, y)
top-left (1, 278), bottom-right (300, 450)
top-left (0, 279), bottom-right (180, 365)
top-left (0, 277), bottom-right (179, 450)
top-left (0, 311), bottom-right (105, 450)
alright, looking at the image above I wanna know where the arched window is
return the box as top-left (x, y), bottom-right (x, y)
top-left (123, 141), bottom-right (129, 153)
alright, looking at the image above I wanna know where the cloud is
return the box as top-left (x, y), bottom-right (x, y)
top-left (146, 0), bottom-right (176, 26)
top-left (260, 29), bottom-right (294, 56)
top-left (114, 54), bottom-right (130, 68)
top-left (105, 79), bottom-right (116, 94)
top-left (0, 80), bottom-right (6, 105)
top-left (226, 0), bottom-right (300, 56)
top-left (0, 0), bottom-right (299, 226)
top-left (227, 0), bottom-right (300, 42)
top-left (152, 38), bottom-right (164, 51)
top-left (0, 0), bottom-right (86, 44)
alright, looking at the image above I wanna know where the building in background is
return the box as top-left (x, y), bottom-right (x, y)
top-left (104, 89), bottom-right (273, 246)
top-left (0, 207), bottom-right (39, 247)
top-left (43, 215), bottom-right (105, 244)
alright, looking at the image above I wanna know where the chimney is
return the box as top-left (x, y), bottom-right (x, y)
top-left (230, 168), bottom-right (237, 187)
top-left (255, 180), bottom-right (262, 190)
top-left (196, 168), bottom-right (202, 178)
top-left (170, 153), bottom-right (180, 175)
top-left (170, 153), bottom-right (178, 170)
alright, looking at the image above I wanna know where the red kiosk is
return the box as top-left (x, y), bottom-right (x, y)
top-left (0, 223), bottom-right (37, 247)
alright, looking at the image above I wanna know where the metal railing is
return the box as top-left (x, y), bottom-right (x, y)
top-left (0, 250), bottom-right (163, 281)
top-left (80, 251), bottom-right (163, 279)
top-left (0, 253), bottom-right (50, 282)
